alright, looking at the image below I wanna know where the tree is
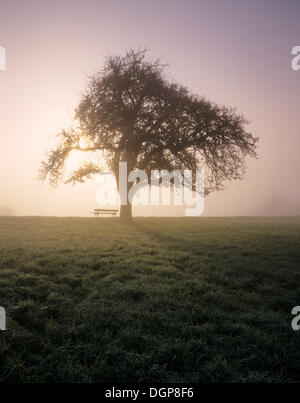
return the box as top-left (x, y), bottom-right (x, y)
top-left (40, 49), bottom-right (258, 221)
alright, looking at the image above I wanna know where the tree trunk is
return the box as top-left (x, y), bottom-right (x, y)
top-left (115, 160), bottom-right (133, 222)
top-left (120, 203), bottom-right (132, 221)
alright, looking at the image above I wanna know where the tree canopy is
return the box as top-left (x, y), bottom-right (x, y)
top-left (40, 49), bottom-right (258, 220)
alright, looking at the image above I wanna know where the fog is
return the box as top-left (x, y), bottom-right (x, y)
top-left (0, 0), bottom-right (300, 217)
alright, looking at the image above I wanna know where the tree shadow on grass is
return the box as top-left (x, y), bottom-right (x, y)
top-left (128, 219), bottom-right (198, 252)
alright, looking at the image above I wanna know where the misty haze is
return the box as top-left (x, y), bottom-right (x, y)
top-left (1, 0), bottom-right (300, 386)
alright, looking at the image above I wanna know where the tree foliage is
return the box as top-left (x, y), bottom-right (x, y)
top-left (40, 49), bottom-right (258, 218)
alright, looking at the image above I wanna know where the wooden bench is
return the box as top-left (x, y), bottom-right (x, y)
top-left (92, 208), bottom-right (118, 217)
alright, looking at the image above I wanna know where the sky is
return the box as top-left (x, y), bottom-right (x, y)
top-left (0, 0), bottom-right (300, 216)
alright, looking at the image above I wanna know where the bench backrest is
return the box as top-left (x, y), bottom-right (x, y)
top-left (94, 209), bottom-right (118, 212)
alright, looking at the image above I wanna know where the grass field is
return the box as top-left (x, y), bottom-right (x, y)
top-left (1, 216), bottom-right (300, 383)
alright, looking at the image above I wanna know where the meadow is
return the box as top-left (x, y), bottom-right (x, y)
top-left (0, 216), bottom-right (300, 383)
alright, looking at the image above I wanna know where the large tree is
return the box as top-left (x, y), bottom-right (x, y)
top-left (40, 49), bottom-right (258, 220)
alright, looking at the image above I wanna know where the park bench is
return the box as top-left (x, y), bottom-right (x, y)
top-left (92, 208), bottom-right (118, 217)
